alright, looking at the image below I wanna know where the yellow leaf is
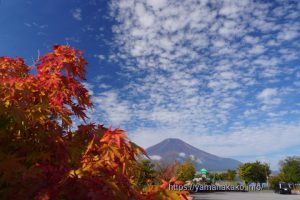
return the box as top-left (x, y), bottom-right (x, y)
top-left (5, 100), bottom-right (10, 107)
top-left (69, 169), bottom-right (83, 178)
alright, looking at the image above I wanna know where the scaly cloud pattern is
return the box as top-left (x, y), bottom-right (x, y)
top-left (89, 0), bottom-right (300, 169)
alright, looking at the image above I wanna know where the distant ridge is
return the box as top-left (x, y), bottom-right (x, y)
top-left (146, 138), bottom-right (242, 171)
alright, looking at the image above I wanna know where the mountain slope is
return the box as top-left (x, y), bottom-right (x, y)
top-left (146, 138), bottom-right (242, 171)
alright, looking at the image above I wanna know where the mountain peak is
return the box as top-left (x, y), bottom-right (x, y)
top-left (146, 138), bottom-right (242, 171)
top-left (161, 138), bottom-right (188, 144)
top-left (164, 138), bottom-right (182, 142)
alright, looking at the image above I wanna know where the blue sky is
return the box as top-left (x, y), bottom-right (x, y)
top-left (1, 0), bottom-right (300, 170)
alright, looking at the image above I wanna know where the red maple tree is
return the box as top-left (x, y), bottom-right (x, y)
top-left (0, 45), bottom-right (189, 200)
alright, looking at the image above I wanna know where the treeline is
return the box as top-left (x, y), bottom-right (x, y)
top-left (269, 156), bottom-right (300, 188)
top-left (210, 158), bottom-right (300, 189)
top-left (207, 170), bottom-right (237, 182)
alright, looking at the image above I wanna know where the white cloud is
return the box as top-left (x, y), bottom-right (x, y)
top-left (257, 88), bottom-right (281, 105)
top-left (82, 82), bottom-right (94, 96)
top-left (92, 91), bottom-right (131, 126)
top-left (277, 30), bottom-right (298, 41)
top-left (135, 3), bottom-right (155, 27)
top-left (248, 45), bottom-right (265, 54)
top-left (257, 88), bottom-right (278, 100)
top-left (179, 152), bottom-right (186, 157)
top-left (244, 36), bottom-right (259, 44)
top-left (219, 2), bottom-right (240, 17)
top-left (72, 8), bottom-right (82, 21)
top-left (24, 22), bottom-right (48, 29)
top-left (244, 109), bottom-right (257, 117)
top-left (149, 155), bottom-right (162, 160)
top-left (94, 54), bottom-right (106, 61)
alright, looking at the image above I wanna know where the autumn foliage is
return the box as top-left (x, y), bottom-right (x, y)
top-left (0, 45), bottom-right (189, 199)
